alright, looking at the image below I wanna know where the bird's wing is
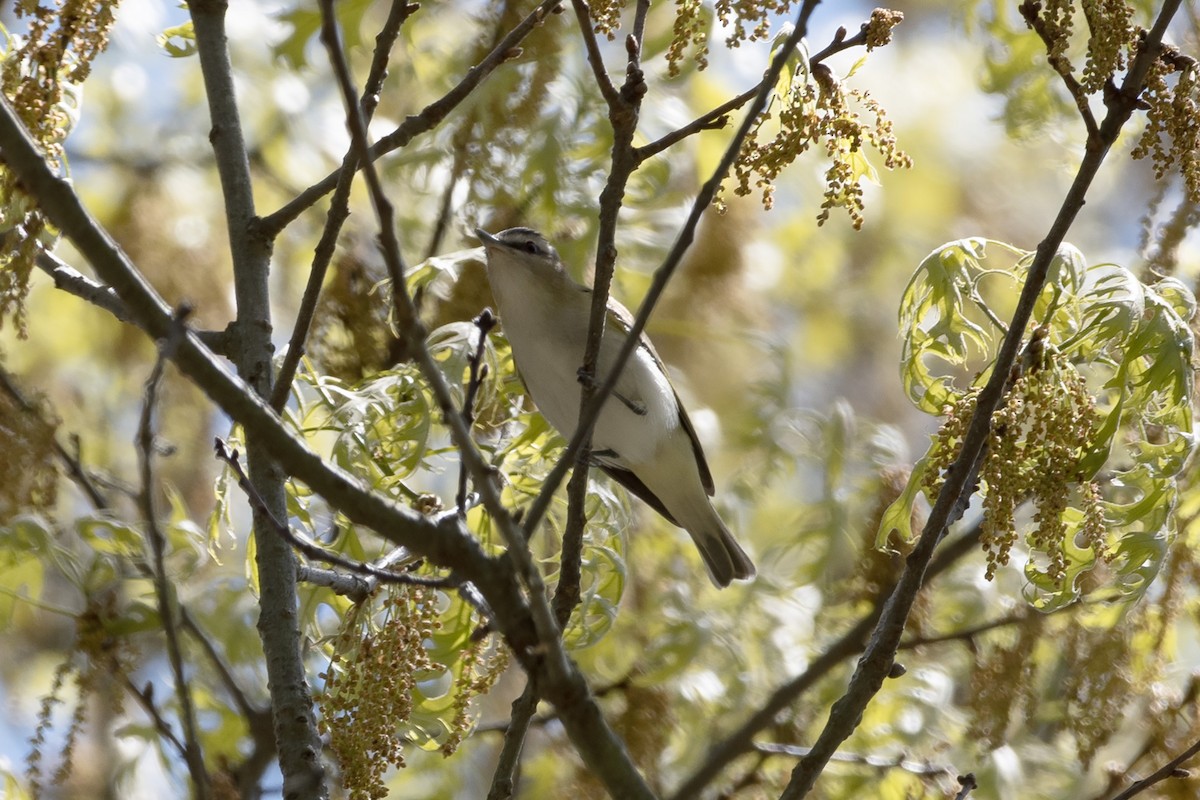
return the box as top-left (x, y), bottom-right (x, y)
top-left (596, 292), bottom-right (717, 497)
top-left (597, 463), bottom-right (680, 525)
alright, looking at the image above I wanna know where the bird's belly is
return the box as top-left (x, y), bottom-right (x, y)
top-left (512, 331), bottom-right (677, 466)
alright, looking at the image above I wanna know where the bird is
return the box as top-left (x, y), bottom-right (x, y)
top-left (475, 226), bottom-right (755, 587)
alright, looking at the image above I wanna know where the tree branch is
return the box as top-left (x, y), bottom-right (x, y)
top-left (457, 310), bottom-right (496, 516)
top-left (258, 0), bottom-right (564, 238)
top-left (215, 438), bottom-right (458, 595)
top-left (268, 0), bottom-right (418, 412)
top-left (1019, 0), bottom-right (1101, 140)
top-left (316, 3), bottom-right (655, 795)
top-left (189, 0), bottom-right (328, 794)
top-left (633, 15), bottom-right (883, 164)
top-left (668, 522), bottom-right (981, 800)
top-left (754, 742), bottom-right (961, 780)
top-left (33, 249), bottom-right (228, 352)
top-left (1106, 736), bottom-right (1200, 798)
top-left (137, 305), bottom-right (210, 798)
top-left (777, 4), bottom-right (1183, 797)
top-left (486, 679), bottom-right (540, 800)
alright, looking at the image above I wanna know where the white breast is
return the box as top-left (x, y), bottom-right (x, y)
top-left (488, 259), bottom-right (678, 467)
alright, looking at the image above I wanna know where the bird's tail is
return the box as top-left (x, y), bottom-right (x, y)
top-left (687, 509), bottom-right (756, 589)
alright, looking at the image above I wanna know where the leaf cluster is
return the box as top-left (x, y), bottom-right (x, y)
top-left (731, 19), bottom-right (912, 229)
top-left (893, 238), bottom-right (1195, 610)
top-left (1, 0), bottom-right (115, 332)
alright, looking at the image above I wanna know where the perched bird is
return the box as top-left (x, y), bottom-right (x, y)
top-left (476, 226), bottom-right (755, 587)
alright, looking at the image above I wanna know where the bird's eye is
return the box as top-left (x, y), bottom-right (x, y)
top-left (522, 240), bottom-right (539, 255)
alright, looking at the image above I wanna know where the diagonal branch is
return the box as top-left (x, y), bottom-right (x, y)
top-left (1106, 738), bottom-right (1200, 800)
top-left (521, 0), bottom-right (822, 540)
top-left (137, 305), bottom-right (210, 799)
top-left (258, 0), bottom-right (564, 238)
top-left (1020, 0), bottom-right (1101, 140)
top-left (777, 3), bottom-right (1183, 797)
top-left (667, 520), bottom-right (981, 800)
top-left (215, 438), bottom-right (458, 593)
top-left (33, 249), bottom-right (228, 352)
top-left (269, 0), bottom-right (418, 411)
top-left (634, 14), bottom-right (889, 164)
top-left (316, 4), bottom-right (656, 796)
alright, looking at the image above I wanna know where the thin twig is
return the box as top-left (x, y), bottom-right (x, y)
top-left (214, 439), bottom-right (455, 596)
top-left (634, 17), bottom-right (880, 164)
top-left (754, 742), bottom-right (961, 780)
top-left (137, 304), bottom-right (210, 799)
top-left (1019, 0), bottom-right (1101, 140)
top-left (777, 3), bottom-right (1183, 797)
top-left (32, 249), bottom-right (228, 352)
top-left (486, 679), bottom-right (540, 800)
top-left (1107, 737), bottom-right (1200, 800)
top-left (0, 366), bottom-right (110, 510)
top-left (954, 773), bottom-right (979, 800)
top-left (259, 0), bottom-right (564, 238)
top-left (571, 0), bottom-right (620, 106)
top-left (122, 675), bottom-right (189, 759)
top-left (635, 83), bottom-right (761, 162)
top-left (269, 0), bottom-right (417, 412)
top-left (458, 310), bottom-right (496, 515)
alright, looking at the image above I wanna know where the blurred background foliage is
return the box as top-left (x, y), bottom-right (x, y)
top-left (1, 0), bottom-right (1200, 798)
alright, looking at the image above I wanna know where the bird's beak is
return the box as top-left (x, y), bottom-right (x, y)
top-left (475, 228), bottom-right (500, 249)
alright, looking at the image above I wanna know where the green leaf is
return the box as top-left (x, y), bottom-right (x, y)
top-left (77, 515), bottom-right (144, 557)
top-left (156, 22), bottom-right (196, 58)
top-left (875, 454), bottom-right (930, 549)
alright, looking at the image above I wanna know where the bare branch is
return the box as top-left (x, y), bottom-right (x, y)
top-left (258, 0), bottom-right (564, 238)
top-left (570, 0), bottom-right (621, 106)
top-left (754, 741), bottom-right (962, 780)
top-left (1106, 738), bottom-right (1200, 800)
top-left (269, 0), bottom-right (418, 411)
top-left (457, 310), bottom-right (497, 515)
top-left (33, 249), bottom-right (228, 352)
top-left (486, 680), bottom-right (540, 800)
top-left (214, 439), bottom-right (457, 598)
top-left (0, 365), bottom-right (110, 510)
top-left (122, 675), bottom-right (189, 760)
top-left (1019, 0), bottom-right (1101, 140)
top-left (137, 304), bottom-right (210, 798)
top-left (669, 522), bottom-right (981, 800)
top-left (634, 14), bottom-right (886, 164)
top-left (635, 83), bottom-right (760, 163)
